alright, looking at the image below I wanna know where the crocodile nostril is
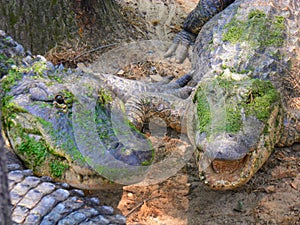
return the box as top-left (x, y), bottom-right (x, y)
top-left (111, 141), bottom-right (121, 149)
top-left (227, 133), bottom-right (236, 140)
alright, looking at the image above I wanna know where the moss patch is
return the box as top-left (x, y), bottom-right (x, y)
top-left (17, 135), bottom-right (48, 168)
top-left (58, 89), bottom-right (75, 107)
top-left (35, 116), bottom-right (86, 164)
top-left (1, 69), bottom-right (23, 93)
top-left (195, 86), bottom-right (211, 134)
top-left (223, 9), bottom-right (286, 47)
top-left (17, 60), bottom-right (47, 76)
top-left (0, 53), bottom-right (16, 76)
top-left (98, 88), bottom-right (113, 105)
top-left (244, 79), bottom-right (279, 121)
top-left (195, 76), bottom-right (279, 137)
top-left (49, 160), bottom-right (69, 177)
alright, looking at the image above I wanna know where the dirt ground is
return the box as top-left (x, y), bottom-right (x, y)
top-left (55, 1), bottom-right (300, 224)
top-left (115, 145), bottom-right (300, 225)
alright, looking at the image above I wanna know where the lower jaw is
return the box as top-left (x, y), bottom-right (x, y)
top-left (197, 154), bottom-right (256, 190)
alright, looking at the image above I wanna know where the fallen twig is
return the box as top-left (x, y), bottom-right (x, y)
top-left (125, 195), bottom-right (160, 217)
top-left (72, 43), bottom-right (118, 61)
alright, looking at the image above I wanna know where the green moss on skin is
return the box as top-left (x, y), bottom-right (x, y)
top-left (223, 10), bottom-right (286, 47)
top-left (1, 69), bottom-right (23, 93)
top-left (244, 79), bottom-right (279, 121)
top-left (2, 97), bottom-right (28, 124)
top-left (17, 60), bottom-right (47, 76)
top-left (35, 116), bottom-right (86, 164)
top-left (196, 77), bottom-right (279, 137)
top-left (224, 106), bottom-right (242, 133)
top-left (60, 89), bottom-right (74, 106)
top-left (195, 86), bottom-right (211, 134)
top-left (9, 119), bottom-right (72, 177)
top-left (49, 160), bottom-right (69, 178)
top-left (16, 135), bottom-right (48, 168)
top-left (98, 88), bottom-right (113, 105)
top-left (195, 77), bottom-right (243, 136)
top-left (0, 53), bottom-right (15, 76)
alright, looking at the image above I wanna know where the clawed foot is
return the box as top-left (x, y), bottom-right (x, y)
top-left (164, 30), bottom-right (196, 63)
top-left (151, 71), bottom-right (195, 99)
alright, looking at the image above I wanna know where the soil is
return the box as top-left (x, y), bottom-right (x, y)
top-left (47, 0), bottom-right (299, 224)
top-left (88, 145), bottom-right (300, 225)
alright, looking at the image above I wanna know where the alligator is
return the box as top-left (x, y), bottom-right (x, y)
top-left (91, 0), bottom-right (299, 190)
top-left (164, 0), bottom-right (300, 189)
top-left (0, 137), bottom-right (126, 225)
top-left (0, 0), bottom-right (299, 223)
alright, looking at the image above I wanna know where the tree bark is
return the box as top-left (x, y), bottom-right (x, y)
top-left (0, 0), bottom-right (140, 55)
top-left (0, 0), bottom-right (77, 54)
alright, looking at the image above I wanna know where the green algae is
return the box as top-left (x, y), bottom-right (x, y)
top-left (16, 135), bottom-right (48, 168)
top-left (98, 88), bottom-right (113, 105)
top-left (223, 10), bottom-right (286, 48)
top-left (35, 116), bottom-right (86, 164)
top-left (17, 60), bottom-right (47, 76)
top-left (196, 76), bottom-right (279, 137)
top-left (1, 69), bottom-right (22, 93)
top-left (49, 160), bottom-right (69, 178)
top-left (244, 79), bottom-right (279, 121)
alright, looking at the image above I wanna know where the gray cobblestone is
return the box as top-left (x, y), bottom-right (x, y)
top-left (6, 163), bottom-right (22, 171)
top-left (70, 189), bottom-right (85, 197)
top-left (8, 170), bottom-right (26, 190)
top-left (56, 182), bottom-right (70, 189)
top-left (87, 197), bottom-right (101, 205)
top-left (35, 182), bottom-right (56, 194)
top-left (108, 214), bottom-right (127, 224)
top-left (50, 188), bottom-right (71, 201)
top-left (23, 213), bottom-right (40, 225)
top-left (29, 195), bottom-right (57, 217)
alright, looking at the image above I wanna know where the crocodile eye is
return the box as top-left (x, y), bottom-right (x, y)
top-left (55, 94), bottom-right (65, 104)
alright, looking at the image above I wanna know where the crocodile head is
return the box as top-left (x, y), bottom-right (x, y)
top-left (192, 72), bottom-right (283, 190)
top-left (2, 60), bottom-right (154, 189)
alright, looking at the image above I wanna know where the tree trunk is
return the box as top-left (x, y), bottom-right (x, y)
top-left (0, 0), bottom-right (141, 55)
top-left (0, 0), bottom-right (77, 54)
top-left (0, 109), bottom-right (12, 225)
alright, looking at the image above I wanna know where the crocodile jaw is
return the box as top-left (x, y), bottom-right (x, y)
top-left (195, 105), bottom-right (283, 190)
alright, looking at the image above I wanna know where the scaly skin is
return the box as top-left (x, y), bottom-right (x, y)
top-left (2, 145), bottom-right (126, 225)
top-left (183, 0), bottom-right (235, 34)
top-left (185, 0), bottom-right (300, 189)
top-left (0, 31), bottom-right (193, 190)
top-left (165, 0), bottom-right (235, 62)
top-left (0, 0), bottom-right (299, 205)
top-left (1, 96), bottom-right (125, 224)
